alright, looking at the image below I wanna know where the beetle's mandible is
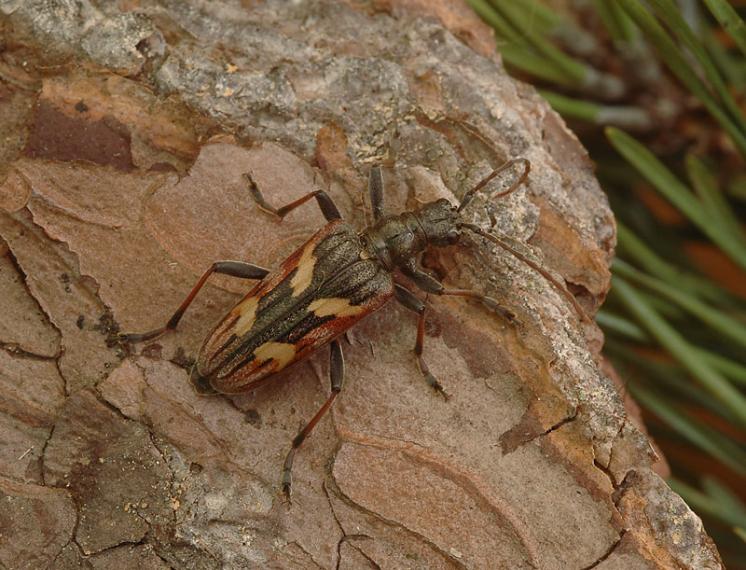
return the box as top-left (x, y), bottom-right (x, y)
top-left (122, 159), bottom-right (587, 498)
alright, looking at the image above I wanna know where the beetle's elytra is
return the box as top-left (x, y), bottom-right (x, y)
top-left (123, 159), bottom-right (586, 498)
top-left (192, 218), bottom-right (393, 395)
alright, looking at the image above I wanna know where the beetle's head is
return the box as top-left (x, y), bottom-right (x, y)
top-left (415, 199), bottom-right (460, 246)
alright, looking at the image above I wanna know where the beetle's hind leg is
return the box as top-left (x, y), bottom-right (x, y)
top-left (244, 173), bottom-right (342, 222)
top-left (282, 339), bottom-right (344, 501)
top-left (394, 284), bottom-right (448, 400)
top-left (121, 261), bottom-right (270, 343)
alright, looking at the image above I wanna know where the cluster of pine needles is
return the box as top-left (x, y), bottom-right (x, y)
top-left (471, 0), bottom-right (746, 565)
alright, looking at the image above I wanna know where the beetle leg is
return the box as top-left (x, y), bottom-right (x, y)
top-left (122, 261), bottom-right (270, 343)
top-left (244, 173), bottom-right (341, 222)
top-left (368, 165), bottom-right (385, 222)
top-left (394, 284), bottom-right (448, 399)
top-left (282, 339), bottom-right (344, 500)
top-left (459, 222), bottom-right (590, 322)
top-left (402, 263), bottom-right (516, 322)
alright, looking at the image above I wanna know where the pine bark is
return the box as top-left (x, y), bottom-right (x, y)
top-left (0, 1), bottom-right (721, 568)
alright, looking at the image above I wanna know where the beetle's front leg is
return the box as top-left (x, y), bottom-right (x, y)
top-left (244, 173), bottom-right (342, 222)
top-left (368, 165), bottom-right (385, 222)
top-left (402, 261), bottom-right (516, 322)
top-left (394, 284), bottom-right (448, 399)
top-left (282, 339), bottom-right (344, 501)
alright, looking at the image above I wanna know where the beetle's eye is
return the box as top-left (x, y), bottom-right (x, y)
top-left (447, 229), bottom-right (460, 243)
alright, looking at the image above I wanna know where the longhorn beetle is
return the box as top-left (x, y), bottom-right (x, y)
top-left (123, 158), bottom-right (587, 498)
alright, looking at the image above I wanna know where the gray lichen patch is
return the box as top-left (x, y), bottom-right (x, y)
top-left (81, 12), bottom-right (162, 75)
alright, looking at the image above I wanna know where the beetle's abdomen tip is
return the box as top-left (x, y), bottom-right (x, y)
top-left (190, 367), bottom-right (219, 395)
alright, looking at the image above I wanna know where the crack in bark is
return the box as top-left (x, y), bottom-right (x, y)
top-left (325, 463), bottom-right (469, 570)
top-left (323, 479), bottom-right (375, 570)
top-left (579, 530), bottom-right (626, 570)
top-left (31, 191), bottom-right (126, 230)
top-left (152, 549), bottom-right (178, 570)
top-left (592, 418), bottom-right (627, 490)
top-left (23, 208), bottom-right (123, 344)
top-left (82, 535), bottom-right (149, 558)
top-left (53, 352), bottom-right (69, 398)
top-left (2, 208), bottom-right (126, 398)
top-left (93, 388), bottom-right (135, 423)
top-left (538, 407), bottom-right (579, 438)
top-left (611, 469), bottom-right (635, 508)
top-left (497, 406), bottom-right (580, 459)
top-left (39, 421), bottom-right (57, 487)
top-left (127, 357), bottom-right (274, 489)
top-left (1, 245), bottom-right (66, 409)
top-left (2, 246), bottom-right (71, 489)
top-left (49, 490), bottom-right (84, 568)
top-left (335, 428), bottom-right (541, 568)
top-left (53, 392), bottom-right (163, 557)
top-left (50, 535), bottom-right (85, 570)
top-left (286, 541), bottom-right (325, 570)
top-left (323, 480), bottom-right (347, 570)
top-left (2, 243), bottom-right (62, 345)
top-left (144, 428), bottom-right (178, 526)
top-left (593, 458), bottom-right (616, 489)
top-left (348, 542), bottom-right (382, 569)
top-left (22, 238), bottom-right (71, 486)
top-left (40, 390), bottom-right (176, 568)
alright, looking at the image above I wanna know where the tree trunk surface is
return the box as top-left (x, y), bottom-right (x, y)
top-left (0, 1), bottom-right (722, 569)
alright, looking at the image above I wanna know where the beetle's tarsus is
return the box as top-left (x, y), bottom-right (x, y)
top-left (244, 173), bottom-right (283, 218)
top-left (419, 361), bottom-right (449, 400)
top-left (393, 284), bottom-right (452, 399)
top-left (281, 482), bottom-right (292, 505)
top-left (243, 172), bottom-right (342, 222)
top-left (257, 204), bottom-right (284, 220)
top-left (119, 328), bottom-right (167, 344)
top-left (483, 298), bottom-right (516, 323)
top-left (426, 373), bottom-right (450, 400)
top-left (281, 465), bottom-right (293, 504)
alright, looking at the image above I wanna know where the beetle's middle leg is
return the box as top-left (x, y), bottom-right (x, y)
top-left (122, 261), bottom-right (270, 343)
top-left (244, 173), bottom-right (341, 222)
top-left (403, 263), bottom-right (516, 322)
top-left (394, 284), bottom-right (448, 399)
top-left (282, 339), bottom-right (344, 500)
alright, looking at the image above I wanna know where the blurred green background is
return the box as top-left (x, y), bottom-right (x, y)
top-left (468, 0), bottom-right (746, 566)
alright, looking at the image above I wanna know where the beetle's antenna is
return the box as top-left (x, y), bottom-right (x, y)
top-left (459, 222), bottom-right (590, 322)
top-left (457, 158), bottom-right (531, 213)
